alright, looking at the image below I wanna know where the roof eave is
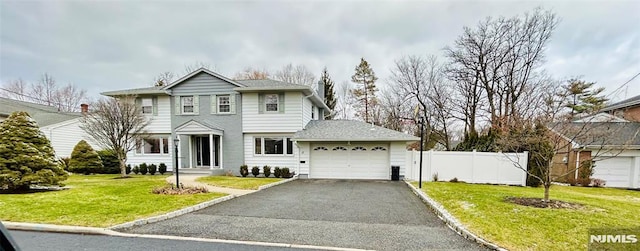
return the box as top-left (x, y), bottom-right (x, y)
top-left (163, 68), bottom-right (244, 90)
top-left (233, 86), bottom-right (310, 92)
top-left (293, 138), bottom-right (419, 142)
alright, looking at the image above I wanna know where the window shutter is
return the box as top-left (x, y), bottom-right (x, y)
top-left (211, 95), bottom-right (217, 114)
top-left (279, 93), bottom-right (285, 114)
top-left (152, 97), bottom-right (158, 116)
top-left (174, 96), bottom-right (181, 115)
top-left (135, 98), bottom-right (142, 109)
top-left (229, 94), bottom-right (236, 114)
top-left (258, 93), bottom-right (264, 114)
top-left (193, 95), bottom-right (200, 115)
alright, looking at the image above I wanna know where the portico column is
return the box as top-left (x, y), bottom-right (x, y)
top-left (209, 134), bottom-right (214, 169)
top-left (188, 136), bottom-right (193, 168)
top-left (219, 136), bottom-right (224, 169)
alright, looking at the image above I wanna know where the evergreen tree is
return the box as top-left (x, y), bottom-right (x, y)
top-left (69, 140), bottom-right (104, 175)
top-left (562, 79), bottom-right (607, 118)
top-left (0, 111), bottom-right (67, 190)
top-left (351, 58), bottom-right (378, 123)
top-left (320, 67), bottom-right (337, 119)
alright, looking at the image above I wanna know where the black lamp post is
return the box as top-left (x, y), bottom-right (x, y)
top-left (419, 115), bottom-right (424, 189)
top-left (174, 135), bottom-right (180, 189)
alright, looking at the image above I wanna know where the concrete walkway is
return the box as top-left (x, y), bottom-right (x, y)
top-left (165, 175), bottom-right (254, 196)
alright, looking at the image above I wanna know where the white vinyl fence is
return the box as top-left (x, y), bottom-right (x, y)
top-left (405, 150), bottom-right (528, 186)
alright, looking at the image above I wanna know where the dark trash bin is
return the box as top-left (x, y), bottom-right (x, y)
top-left (391, 166), bottom-right (400, 181)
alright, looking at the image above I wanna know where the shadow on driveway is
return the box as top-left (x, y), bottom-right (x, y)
top-left (121, 180), bottom-right (487, 250)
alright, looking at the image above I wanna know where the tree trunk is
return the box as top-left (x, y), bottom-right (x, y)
top-left (120, 158), bottom-right (127, 177)
top-left (544, 184), bottom-right (550, 202)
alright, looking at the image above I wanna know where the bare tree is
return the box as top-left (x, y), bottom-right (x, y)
top-left (234, 67), bottom-right (270, 80)
top-left (80, 96), bottom-right (150, 177)
top-left (153, 71), bottom-right (175, 87)
top-left (183, 62), bottom-right (213, 74)
top-left (445, 8), bottom-right (559, 132)
top-left (1, 74), bottom-right (88, 112)
top-left (274, 63), bottom-right (316, 88)
top-left (333, 81), bottom-right (356, 120)
top-left (0, 79), bottom-right (29, 101)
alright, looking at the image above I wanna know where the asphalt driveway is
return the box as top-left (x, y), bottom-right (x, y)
top-left (121, 180), bottom-right (486, 250)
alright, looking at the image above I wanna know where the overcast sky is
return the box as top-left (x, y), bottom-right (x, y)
top-left (1, 0), bottom-right (639, 103)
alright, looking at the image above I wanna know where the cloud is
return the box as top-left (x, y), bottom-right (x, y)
top-left (1, 0), bottom-right (638, 101)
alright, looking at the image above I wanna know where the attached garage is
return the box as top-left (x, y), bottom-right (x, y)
top-left (293, 120), bottom-right (419, 180)
top-left (593, 157), bottom-right (636, 188)
top-left (310, 143), bottom-right (390, 179)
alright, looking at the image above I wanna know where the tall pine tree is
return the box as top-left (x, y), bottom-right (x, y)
top-left (351, 58), bottom-right (378, 123)
top-left (562, 79), bottom-right (607, 118)
top-left (0, 111), bottom-right (67, 190)
top-left (320, 67), bottom-right (337, 119)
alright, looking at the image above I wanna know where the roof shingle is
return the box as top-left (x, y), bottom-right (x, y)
top-left (293, 120), bottom-right (419, 142)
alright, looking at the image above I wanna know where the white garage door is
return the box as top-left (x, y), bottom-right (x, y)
top-left (593, 157), bottom-right (633, 188)
top-left (310, 143), bottom-right (390, 180)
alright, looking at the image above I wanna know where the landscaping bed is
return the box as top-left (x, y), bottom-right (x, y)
top-left (196, 176), bottom-right (284, 190)
top-left (0, 174), bottom-right (226, 227)
top-left (413, 182), bottom-right (640, 251)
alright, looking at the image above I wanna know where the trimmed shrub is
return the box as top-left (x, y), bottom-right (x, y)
top-left (132, 165), bottom-right (140, 174)
top-left (139, 163), bottom-right (148, 175)
top-left (281, 167), bottom-right (291, 178)
top-left (0, 111), bottom-right (67, 190)
top-left (59, 157), bottom-right (71, 172)
top-left (158, 163), bottom-right (167, 175)
top-left (240, 165), bottom-right (249, 177)
top-left (126, 164), bottom-right (132, 175)
top-left (432, 172), bottom-right (439, 182)
top-left (148, 164), bottom-right (157, 175)
top-left (263, 165), bottom-right (271, 177)
top-left (274, 167), bottom-right (281, 178)
top-left (251, 166), bottom-right (260, 177)
top-left (97, 149), bottom-right (120, 174)
top-left (449, 177), bottom-right (459, 183)
top-left (69, 140), bottom-right (104, 175)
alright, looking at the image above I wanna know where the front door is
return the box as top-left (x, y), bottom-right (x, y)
top-left (195, 136), bottom-right (211, 167)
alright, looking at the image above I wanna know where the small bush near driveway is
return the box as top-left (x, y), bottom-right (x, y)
top-left (413, 182), bottom-right (640, 251)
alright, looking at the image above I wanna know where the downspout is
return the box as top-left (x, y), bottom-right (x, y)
top-left (294, 141), bottom-right (301, 177)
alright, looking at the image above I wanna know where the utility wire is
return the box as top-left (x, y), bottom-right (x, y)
top-left (606, 71), bottom-right (640, 99)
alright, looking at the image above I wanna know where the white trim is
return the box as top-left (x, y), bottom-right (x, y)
top-left (217, 95), bottom-right (231, 114)
top-left (253, 135), bottom-right (295, 156)
top-left (219, 137), bottom-right (224, 169)
top-left (209, 134), bottom-right (214, 169)
top-left (175, 120), bottom-right (224, 136)
top-left (188, 136), bottom-right (193, 168)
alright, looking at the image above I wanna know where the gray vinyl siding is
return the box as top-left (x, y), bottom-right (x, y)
top-left (169, 73), bottom-right (244, 170)
top-left (171, 72), bottom-right (239, 95)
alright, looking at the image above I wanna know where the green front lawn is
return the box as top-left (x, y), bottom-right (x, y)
top-left (0, 174), bottom-right (226, 227)
top-left (413, 182), bottom-right (640, 251)
top-left (196, 176), bottom-right (283, 190)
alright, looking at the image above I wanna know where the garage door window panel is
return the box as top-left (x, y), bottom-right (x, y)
top-left (352, 146), bottom-right (367, 151)
top-left (332, 146), bottom-right (347, 151)
top-left (371, 146), bottom-right (387, 151)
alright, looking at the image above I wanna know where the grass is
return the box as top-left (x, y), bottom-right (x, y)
top-left (196, 176), bottom-right (284, 190)
top-left (412, 182), bottom-right (640, 251)
top-left (0, 174), bottom-right (226, 227)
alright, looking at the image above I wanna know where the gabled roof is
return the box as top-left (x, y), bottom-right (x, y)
top-left (601, 94), bottom-right (640, 112)
top-left (573, 113), bottom-right (628, 122)
top-left (553, 122), bottom-right (640, 149)
top-left (163, 68), bottom-right (244, 90)
top-left (237, 79), bottom-right (309, 89)
top-left (293, 120), bottom-right (419, 142)
top-left (101, 86), bottom-right (167, 96)
top-left (0, 97), bottom-right (80, 127)
top-left (234, 79), bottom-right (330, 111)
top-left (175, 119), bottom-right (224, 135)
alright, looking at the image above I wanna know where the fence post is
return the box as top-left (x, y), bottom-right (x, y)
top-left (471, 150), bottom-right (476, 183)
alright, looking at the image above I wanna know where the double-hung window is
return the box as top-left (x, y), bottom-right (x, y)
top-left (218, 95), bottom-right (230, 113)
top-left (182, 96), bottom-right (194, 113)
top-left (136, 137), bottom-right (169, 155)
top-left (265, 94), bottom-right (279, 112)
top-left (141, 98), bottom-right (153, 114)
top-left (254, 137), bottom-right (294, 155)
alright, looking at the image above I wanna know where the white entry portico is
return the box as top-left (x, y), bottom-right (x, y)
top-left (174, 119), bottom-right (224, 169)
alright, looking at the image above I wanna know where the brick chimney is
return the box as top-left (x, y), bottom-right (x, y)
top-left (80, 103), bottom-right (89, 114)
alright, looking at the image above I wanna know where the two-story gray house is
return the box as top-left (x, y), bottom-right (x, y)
top-left (103, 68), bottom-right (417, 180)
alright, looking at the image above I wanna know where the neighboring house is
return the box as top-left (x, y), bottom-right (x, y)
top-left (103, 68), bottom-right (418, 179)
top-left (550, 96), bottom-right (640, 188)
top-left (0, 97), bottom-right (98, 158)
top-left (601, 94), bottom-right (640, 122)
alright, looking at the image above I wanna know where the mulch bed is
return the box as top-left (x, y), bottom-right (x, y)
top-left (505, 197), bottom-right (584, 209)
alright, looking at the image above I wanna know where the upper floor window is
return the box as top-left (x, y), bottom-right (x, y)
top-left (218, 95), bottom-right (230, 113)
top-left (265, 94), bottom-right (279, 112)
top-left (141, 98), bottom-right (153, 114)
top-left (182, 96), bottom-right (194, 114)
